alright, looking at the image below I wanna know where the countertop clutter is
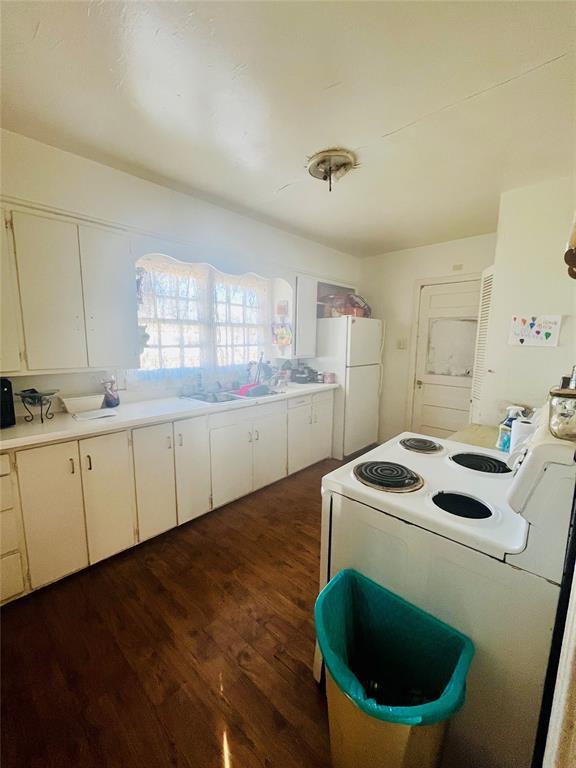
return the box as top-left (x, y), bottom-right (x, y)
top-left (0, 383), bottom-right (339, 451)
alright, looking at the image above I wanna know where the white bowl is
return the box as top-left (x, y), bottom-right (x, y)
top-left (60, 394), bottom-right (104, 414)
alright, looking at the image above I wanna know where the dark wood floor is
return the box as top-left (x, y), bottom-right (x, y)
top-left (1, 460), bottom-right (341, 768)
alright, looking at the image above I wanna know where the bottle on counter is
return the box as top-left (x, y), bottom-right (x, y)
top-left (496, 405), bottom-right (526, 452)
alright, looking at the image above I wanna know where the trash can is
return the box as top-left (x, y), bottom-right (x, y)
top-left (315, 569), bottom-right (474, 768)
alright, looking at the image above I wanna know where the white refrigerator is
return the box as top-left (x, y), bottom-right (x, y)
top-left (312, 316), bottom-right (384, 459)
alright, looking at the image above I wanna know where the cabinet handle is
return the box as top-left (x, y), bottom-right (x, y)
top-left (167, 435), bottom-right (172, 449)
top-left (178, 433), bottom-right (183, 447)
top-left (69, 458), bottom-right (75, 474)
top-left (87, 454), bottom-right (93, 471)
top-left (255, 430), bottom-right (260, 441)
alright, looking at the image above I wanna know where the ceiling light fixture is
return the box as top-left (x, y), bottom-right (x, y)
top-left (307, 148), bottom-right (357, 191)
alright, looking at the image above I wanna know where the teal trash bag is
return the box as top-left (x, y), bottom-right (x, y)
top-left (315, 569), bottom-right (475, 726)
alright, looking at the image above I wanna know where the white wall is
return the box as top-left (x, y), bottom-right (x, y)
top-left (0, 129), bottom-right (361, 287)
top-left (361, 234), bottom-right (496, 440)
top-left (478, 176), bottom-right (576, 424)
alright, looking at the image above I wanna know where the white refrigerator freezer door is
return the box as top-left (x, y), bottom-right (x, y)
top-left (344, 364), bottom-right (380, 455)
top-left (347, 317), bottom-right (383, 366)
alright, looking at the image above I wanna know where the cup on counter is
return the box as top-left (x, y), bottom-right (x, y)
top-left (323, 372), bottom-right (336, 384)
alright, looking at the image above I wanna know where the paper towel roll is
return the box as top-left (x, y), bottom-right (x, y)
top-left (510, 419), bottom-right (537, 453)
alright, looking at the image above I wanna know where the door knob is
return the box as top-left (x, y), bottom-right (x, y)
top-left (416, 380), bottom-right (423, 388)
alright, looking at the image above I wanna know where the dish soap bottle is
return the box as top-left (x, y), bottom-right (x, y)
top-left (496, 405), bottom-right (525, 452)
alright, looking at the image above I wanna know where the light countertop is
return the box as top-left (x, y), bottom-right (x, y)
top-left (0, 383), bottom-right (338, 452)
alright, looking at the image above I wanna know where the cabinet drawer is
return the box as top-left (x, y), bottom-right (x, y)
top-left (313, 391), bottom-right (334, 404)
top-left (0, 552), bottom-right (24, 601)
top-left (0, 509), bottom-right (19, 555)
top-left (0, 475), bottom-right (12, 510)
top-left (252, 401), bottom-right (286, 419)
top-left (208, 407), bottom-right (254, 430)
top-left (0, 454), bottom-right (10, 476)
top-left (288, 395), bottom-right (312, 409)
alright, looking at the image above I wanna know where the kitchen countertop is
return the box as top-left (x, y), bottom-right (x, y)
top-left (450, 423), bottom-right (499, 449)
top-left (0, 383), bottom-right (339, 452)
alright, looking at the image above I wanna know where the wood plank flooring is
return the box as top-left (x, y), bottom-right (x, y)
top-left (1, 460), bottom-right (341, 768)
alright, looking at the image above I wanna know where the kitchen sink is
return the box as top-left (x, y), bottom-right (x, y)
top-left (182, 392), bottom-right (247, 403)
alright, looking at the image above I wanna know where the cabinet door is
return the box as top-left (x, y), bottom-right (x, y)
top-left (294, 275), bottom-right (318, 358)
top-left (132, 423), bottom-right (177, 541)
top-left (287, 405), bottom-right (313, 474)
top-left (17, 442), bottom-right (88, 588)
top-left (1, 214), bottom-right (22, 371)
top-left (12, 212), bottom-right (88, 369)
top-left (210, 421), bottom-right (253, 508)
top-left (253, 410), bottom-right (287, 490)
top-left (311, 396), bottom-right (334, 464)
top-left (174, 416), bottom-right (211, 524)
top-left (79, 432), bottom-right (136, 564)
top-left (79, 226), bottom-right (140, 368)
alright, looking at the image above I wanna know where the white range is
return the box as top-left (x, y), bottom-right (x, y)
top-left (314, 423), bottom-right (576, 768)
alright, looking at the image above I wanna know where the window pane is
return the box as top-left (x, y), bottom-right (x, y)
top-left (156, 296), bottom-right (178, 319)
top-left (160, 322), bottom-right (181, 345)
top-left (140, 347), bottom-right (160, 370)
top-left (179, 300), bottom-right (199, 321)
top-left (230, 286), bottom-right (244, 304)
top-left (246, 290), bottom-right (258, 307)
top-left (230, 305), bottom-right (243, 324)
top-left (144, 323), bottom-right (159, 346)
top-left (183, 348), bottom-right (201, 368)
top-left (161, 347), bottom-right (181, 368)
top-left (245, 307), bottom-right (258, 324)
top-left (215, 283), bottom-right (227, 302)
top-left (247, 327), bottom-right (259, 345)
top-left (216, 303), bottom-right (227, 323)
top-left (140, 293), bottom-right (156, 317)
top-left (217, 347), bottom-right (232, 366)
top-left (233, 327), bottom-right (245, 345)
top-left (247, 346), bottom-right (259, 360)
top-left (182, 325), bottom-right (200, 345)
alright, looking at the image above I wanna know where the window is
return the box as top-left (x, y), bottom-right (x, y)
top-left (137, 255), bottom-right (270, 371)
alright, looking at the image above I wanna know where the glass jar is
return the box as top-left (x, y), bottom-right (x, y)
top-left (549, 388), bottom-right (576, 441)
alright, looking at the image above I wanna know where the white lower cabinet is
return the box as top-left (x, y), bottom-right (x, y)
top-left (311, 394), bottom-right (334, 464)
top-left (17, 441), bottom-right (88, 588)
top-left (210, 418), bottom-right (253, 508)
top-left (79, 432), bottom-right (137, 564)
top-left (0, 552), bottom-right (24, 601)
top-left (210, 402), bottom-right (288, 507)
top-left (288, 392), bottom-right (334, 473)
top-left (174, 416), bottom-right (212, 524)
top-left (132, 422), bottom-right (177, 541)
top-left (252, 408), bottom-right (288, 490)
top-left (288, 400), bottom-right (313, 474)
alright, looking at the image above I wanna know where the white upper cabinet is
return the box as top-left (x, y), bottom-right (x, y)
top-left (79, 226), bottom-right (140, 368)
top-left (17, 441), bottom-right (88, 588)
top-left (0, 213), bottom-right (22, 372)
top-left (79, 431), bottom-right (137, 564)
top-left (294, 275), bottom-right (318, 358)
top-left (174, 416), bottom-right (212, 524)
top-left (12, 211), bottom-right (88, 370)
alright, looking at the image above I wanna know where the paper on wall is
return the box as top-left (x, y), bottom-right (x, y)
top-left (508, 315), bottom-right (561, 347)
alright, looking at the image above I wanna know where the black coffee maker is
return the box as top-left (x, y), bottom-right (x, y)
top-left (0, 378), bottom-right (16, 429)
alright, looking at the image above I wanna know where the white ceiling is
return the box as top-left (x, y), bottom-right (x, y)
top-left (2, 2), bottom-right (575, 256)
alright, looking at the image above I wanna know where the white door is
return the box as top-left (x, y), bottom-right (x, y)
top-left (79, 226), bottom-right (140, 368)
top-left (344, 365), bottom-right (380, 456)
top-left (347, 317), bottom-right (383, 366)
top-left (253, 410), bottom-right (287, 490)
top-left (411, 281), bottom-right (481, 437)
top-left (17, 441), bottom-right (88, 588)
top-left (79, 432), bottom-right (136, 563)
top-left (1, 213), bottom-right (22, 371)
top-left (311, 395), bottom-right (334, 464)
top-left (294, 275), bottom-right (318, 358)
top-left (287, 404), bottom-right (313, 473)
top-left (12, 212), bottom-right (88, 369)
top-left (210, 421), bottom-right (253, 508)
top-left (132, 423), bottom-right (177, 540)
top-left (174, 416), bottom-right (212, 524)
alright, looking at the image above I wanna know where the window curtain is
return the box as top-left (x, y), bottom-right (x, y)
top-left (136, 255), bottom-right (270, 373)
